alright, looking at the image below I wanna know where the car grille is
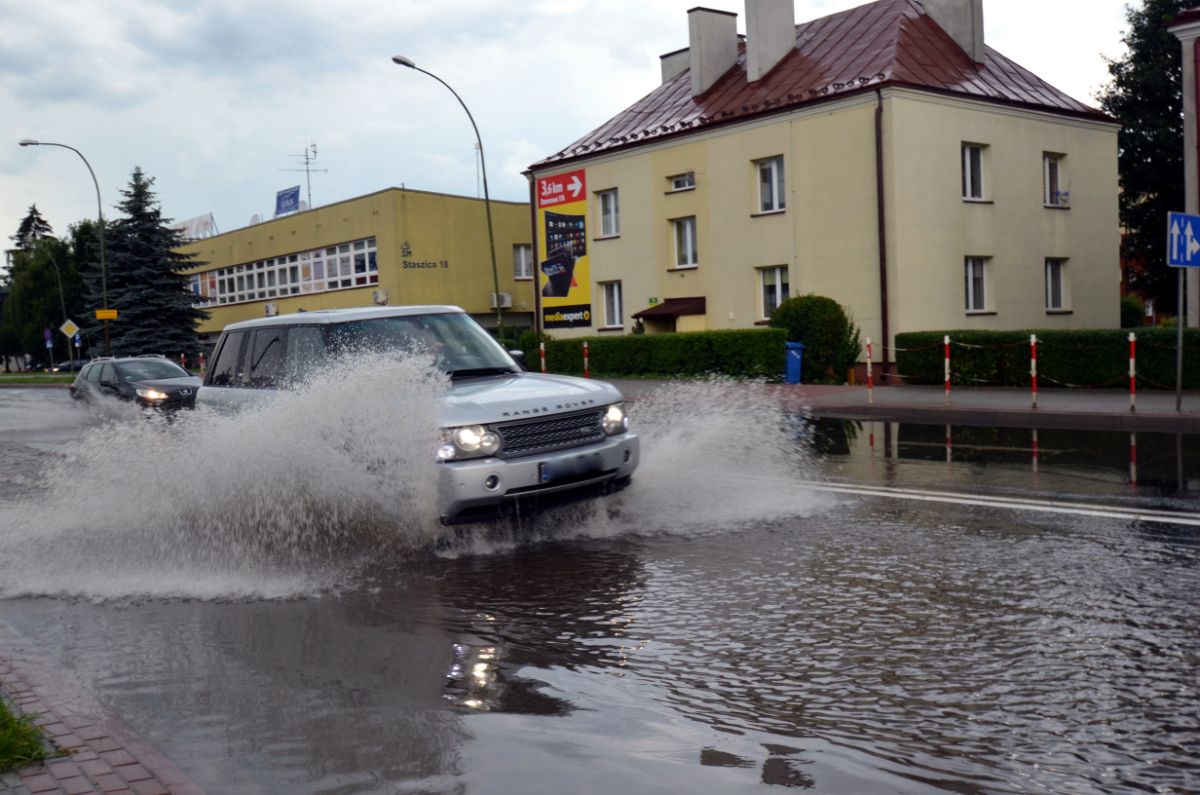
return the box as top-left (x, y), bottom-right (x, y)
top-left (495, 409), bottom-right (606, 459)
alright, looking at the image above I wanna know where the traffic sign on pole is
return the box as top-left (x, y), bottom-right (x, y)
top-left (59, 319), bottom-right (79, 338)
top-left (1167, 212), bottom-right (1200, 267)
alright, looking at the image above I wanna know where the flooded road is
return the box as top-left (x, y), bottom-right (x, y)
top-left (1, 385), bottom-right (1198, 794)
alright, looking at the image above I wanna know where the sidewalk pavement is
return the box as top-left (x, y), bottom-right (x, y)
top-left (0, 631), bottom-right (204, 795)
top-left (608, 379), bottom-right (1200, 433)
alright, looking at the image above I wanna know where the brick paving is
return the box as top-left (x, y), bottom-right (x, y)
top-left (0, 639), bottom-right (204, 795)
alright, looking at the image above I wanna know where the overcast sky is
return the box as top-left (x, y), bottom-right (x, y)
top-left (1, 0), bottom-right (1135, 245)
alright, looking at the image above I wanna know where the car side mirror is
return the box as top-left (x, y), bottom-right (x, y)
top-left (508, 350), bottom-right (526, 369)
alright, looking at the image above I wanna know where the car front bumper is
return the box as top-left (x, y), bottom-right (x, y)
top-left (437, 432), bottom-right (639, 523)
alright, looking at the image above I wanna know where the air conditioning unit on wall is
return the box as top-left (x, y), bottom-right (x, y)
top-left (490, 292), bottom-right (512, 309)
top-left (264, 302), bottom-right (278, 317)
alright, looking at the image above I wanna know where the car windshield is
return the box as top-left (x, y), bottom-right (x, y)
top-left (115, 360), bottom-right (190, 382)
top-left (325, 313), bottom-right (517, 375)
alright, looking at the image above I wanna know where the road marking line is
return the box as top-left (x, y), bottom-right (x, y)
top-left (794, 481), bottom-right (1200, 527)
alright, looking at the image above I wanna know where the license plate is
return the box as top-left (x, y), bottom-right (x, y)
top-left (539, 455), bottom-right (603, 483)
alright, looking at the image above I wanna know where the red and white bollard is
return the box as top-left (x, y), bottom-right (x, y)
top-left (1129, 332), bottom-right (1137, 413)
top-left (866, 338), bottom-right (874, 405)
top-left (180, 353), bottom-right (186, 370)
top-left (1030, 334), bottom-right (1039, 410)
top-left (583, 341), bottom-right (590, 379)
top-left (539, 342), bottom-right (547, 374)
top-left (943, 335), bottom-right (951, 406)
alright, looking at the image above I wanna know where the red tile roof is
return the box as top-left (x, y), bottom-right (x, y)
top-left (532, 0), bottom-right (1110, 169)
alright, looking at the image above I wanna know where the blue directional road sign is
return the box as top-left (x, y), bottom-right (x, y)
top-left (1168, 212), bottom-right (1200, 267)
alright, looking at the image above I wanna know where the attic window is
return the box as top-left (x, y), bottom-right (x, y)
top-left (668, 172), bottom-right (695, 192)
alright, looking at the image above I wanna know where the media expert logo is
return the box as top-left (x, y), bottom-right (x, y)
top-left (544, 308), bottom-right (591, 326)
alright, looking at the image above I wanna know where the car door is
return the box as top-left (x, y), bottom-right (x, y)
top-left (196, 330), bottom-right (250, 411)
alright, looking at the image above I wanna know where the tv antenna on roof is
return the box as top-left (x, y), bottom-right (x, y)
top-left (279, 143), bottom-right (328, 209)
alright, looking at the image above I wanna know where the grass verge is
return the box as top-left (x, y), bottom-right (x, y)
top-left (0, 697), bottom-right (52, 773)
top-left (0, 374), bottom-right (73, 385)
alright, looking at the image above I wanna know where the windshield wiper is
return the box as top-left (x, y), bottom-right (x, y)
top-left (448, 367), bottom-right (519, 378)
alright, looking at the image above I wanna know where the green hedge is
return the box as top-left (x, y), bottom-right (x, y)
top-left (895, 329), bottom-right (1200, 389)
top-left (521, 328), bottom-right (787, 379)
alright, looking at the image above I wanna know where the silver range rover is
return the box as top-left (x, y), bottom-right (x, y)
top-left (196, 306), bottom-right (639, 523)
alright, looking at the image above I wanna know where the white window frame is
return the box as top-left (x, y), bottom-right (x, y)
top-left (962, 143), bottom-right (986, 201)
top-left (513, 244), bottom-right (533, 280)
top-left (600, 281), bottom-right (623, 328)
top-left (669, 172), bottom-right (695, 192)
top-left (1044, 153), bottom-right (1069, 207)
top-left (598, 189), bottom-right (620, 238)
top-left (198, 237), bottom-right (377, 308)
top-left (1045, 258), bottom-right (1067, 310)
top-left (673, 216), bottom-right (698, 268)
top-left (756, 156), bottom-right (786, 213)
top-left (759, 266), bottom-right (790, 319)
top-left (965, 256), bottom-right (988, 312)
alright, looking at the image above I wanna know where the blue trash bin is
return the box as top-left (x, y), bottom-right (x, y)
top-left (785, 342), bottom-right (805, 384)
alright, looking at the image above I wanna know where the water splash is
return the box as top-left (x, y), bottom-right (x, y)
top-left (0, 372), bottom-right (826, 600)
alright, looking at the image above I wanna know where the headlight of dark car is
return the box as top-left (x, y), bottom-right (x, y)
top-left (136, 387), bottom-right (169, 401)
top-left (437, 425), bottom-right (501, 461)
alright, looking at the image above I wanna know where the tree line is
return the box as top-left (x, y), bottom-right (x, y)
top-left (0, 168), bottom-right (207, 371)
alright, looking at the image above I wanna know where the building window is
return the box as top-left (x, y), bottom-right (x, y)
top-left (962, 143), bottom-right (986, 200)
top-left (601, 281), bottom-right (623, 328)
top-left (759, 266), bottom-right (790, 319)
top-left (1044, 153), bottom-right (1069, 206)
top-left (965, 256), bottom-right (988, 312)
top-left (756, 156), bottom-right (786, 213)
top-left (598, 189), bottom-right (619, 237)
top-left (1045, 258), bottom-right (1067, 310)
top-left (669, 172), bottom-right (695, 192)
top-left (513, 244), bottom-right (533, 280)
top-left (673, 217), bottom-right (698, 268)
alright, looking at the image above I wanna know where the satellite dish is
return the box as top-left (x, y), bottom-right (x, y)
top-left (250, 214), bottom-right (262, 225)
top-left (299, 200), bottom-right (309, 211)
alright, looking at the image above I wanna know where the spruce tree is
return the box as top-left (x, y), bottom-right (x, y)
top-left (9, 205), bottom-right (54, 252)
top-left (104, 168), bottom-right (207, 356)
top-left (1099, 0), bottom-right (1190, 314)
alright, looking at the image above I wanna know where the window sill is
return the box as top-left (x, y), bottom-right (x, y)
top-left (666, 186), bottom-right (696, 194)
top-left (593, 234), bottom-right (620, 242)
top-left (1045, 309), bottom-right (1073, 315)
top-left (668, 265), bottom-right (699, 272)
top-left (962, 198), bottom-right (994, 205)
top-left (597, 325), bottom-right (624, 333)
top-left (965, 310), bottom-right (997, 316)
top-left (751, 209), bottom-right (786, 218)
top-left (1044, 204), bottom-right (1071, 210)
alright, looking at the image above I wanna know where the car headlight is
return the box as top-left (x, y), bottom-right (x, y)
top-left (437, 425), bottom-right (500, 461)
top-left (136, 387), bottom-right (169, 401)
top-left (601, 403), bottom-right (629, 435)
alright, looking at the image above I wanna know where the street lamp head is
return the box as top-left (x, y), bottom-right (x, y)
top-left (18, 139), bottom-right (39, 147)
top-left (391, 55), bottom-right (416, 68)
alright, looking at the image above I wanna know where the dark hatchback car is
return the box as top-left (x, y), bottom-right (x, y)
top-left (71, 356), bottom-right (202, 409)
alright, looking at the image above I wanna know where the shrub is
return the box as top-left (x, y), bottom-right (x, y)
top-left (769, 294), bottom-right (862, 383)
top-left (894, 328), bottom-right (1200, 389)
top-left (1120, 295), bottom-right (1145, 328)
top-left (520, 328), bottom-right (786, 379)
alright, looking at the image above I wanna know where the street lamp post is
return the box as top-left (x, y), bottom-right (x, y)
top-left (18, 139), bottom-right (111, 355)
top-left (391, 56), bottom-right (503, 334)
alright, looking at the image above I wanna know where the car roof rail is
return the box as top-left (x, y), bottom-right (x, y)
top-left (136, 353), bottom-right (167, 358)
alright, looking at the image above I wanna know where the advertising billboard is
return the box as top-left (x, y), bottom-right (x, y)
top-left (536, 169), bottom-right (591, 329)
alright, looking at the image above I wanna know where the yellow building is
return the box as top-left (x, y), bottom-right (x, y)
top-left (178, 188), bottom-right (535, 349)
top-left (527, 0), bottom-right (1120, 374)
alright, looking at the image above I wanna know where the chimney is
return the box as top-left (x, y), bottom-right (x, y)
top-left (922, 0), bottom-right (986, 64)
top-left (661, 46), bottom-right (691, 84)
top-left (688, 8), bottom-right (739, 97)
top-left (745, 0), bottom-right (796, 82)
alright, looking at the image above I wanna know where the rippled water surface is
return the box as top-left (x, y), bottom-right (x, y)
top-left (1, 382), bottom-right (1198, 794)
